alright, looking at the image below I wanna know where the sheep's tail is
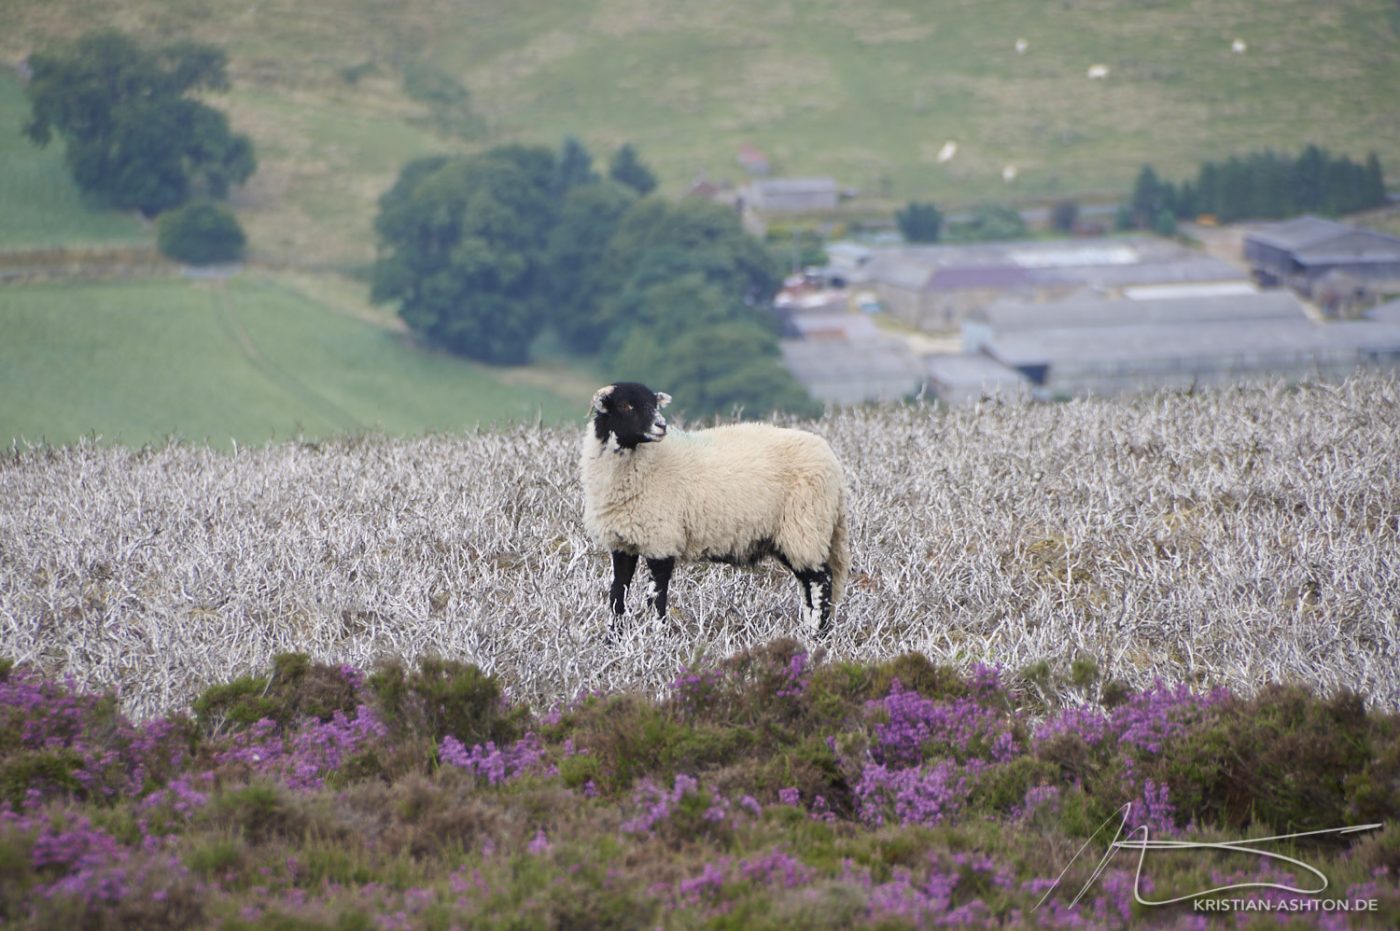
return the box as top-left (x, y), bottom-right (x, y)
top-left (829, 489), bottom-right (850, 604)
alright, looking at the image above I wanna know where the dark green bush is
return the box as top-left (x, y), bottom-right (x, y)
top-left (193, 653), bottom-right (359, 735)
top-left (367, 656), bottom-right (523, 747)
top-left (156, 202), bottom-right (247, 265)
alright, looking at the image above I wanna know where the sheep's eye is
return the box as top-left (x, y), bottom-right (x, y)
top-left (618, 402), bottom-right (632, 412)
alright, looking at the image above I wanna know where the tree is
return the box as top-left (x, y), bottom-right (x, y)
top-left (1049, 200), bottom-right (1079, 234)
top-left (608, 143), bottom-right (658, 196)
top-left (156, 202), bottom-right (246, 264)
top-left (557, 136), bottom-right (600, 194)
top-left (1128, 165), bottom-right (1177, 229)
top-left (895, 201), bottom-right (942, 242)
top-left (593, 200), bottom-right (814, 419)
top-left (952, 203), bottom-right (1027, 242)
top-left (543, 180), bottom-right (638, 352)
top-left (1364, 153), bottom-right (1387, 207)
top-left (372, 146), bottom-right (559, 364)
top-left (598, 198), bottom-right (782, 311)
top-left (24, 30), bottom-right (255, 216)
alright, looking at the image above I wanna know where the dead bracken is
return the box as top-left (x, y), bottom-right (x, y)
top-left (1, 374), bottom-right (1398, 719)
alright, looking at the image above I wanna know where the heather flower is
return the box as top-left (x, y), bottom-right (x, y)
top-left (775, 650), bottom-right (809, 699)
top-left (740, 847), bottom-right (815, 888)
top-left (1033, 704), bottom-right (1111, 747)
top-left (970, 662), bottom-right (1004, 697)
top-left (621, 773), bottom-right (722, 835)
top-left (438, 732), bottom-right (546, 785)
top-left (869, 681), bottom-right (1018, 766)
top-left (855, 760), bottom-right (969, 828)
top-left (1110, 680), bottom-right (1222, 756)
top-left (1012, 784), bottom-right (1062, 822)
top-left (670, 666), bottom-right (723, 715)
top-left (1125, 778), bottom-right (1176, 835)
top-left (677, 858), bottom-right (730, 907)
top-left (214, 705), bottom-right (385, 790)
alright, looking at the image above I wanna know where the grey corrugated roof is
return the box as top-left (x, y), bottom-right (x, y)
top-left (865, 254), bottom-right (936, 291)
top-left (864, 237), bottom-right (1245, 292)
top-left (975, 291), bottom-right (1307, 333)
top-left (986, 319), bottom-right (1400, 368)
top-left (752, 177), bottom-right (839, 194)
top-left (1247, 216), bottom-right (1400, 261)
top-left (1246, 216), bottom-right (1356, 251)
top-left (788, 312), bottom-right (883, 340)
top-left (1365, 299), bottom-right (1400, 325)
top-left (930, 265), bottom-right (1034, 289)
top-left (925, 353), bottom-right (1031, 387)
top-left (780, 338), bottom-right (923, 379)
top-left (1026, 257), bottom-right (1246, 287)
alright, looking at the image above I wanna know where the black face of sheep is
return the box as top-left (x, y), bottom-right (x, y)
top-left (591, 382), bottom-right (670, 451)
top-left (581, 383), bottom-right (850, 639)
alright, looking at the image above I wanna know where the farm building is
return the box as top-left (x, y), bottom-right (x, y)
top-left (925, 353), bottom-right (1031, 406)
top-left (740, 177), bottom-right (841, 213)
top-left (923, 287), bottom-right (1400, 402)
top-left (1365, 297), bottom-right (1400, 325)
top-left (859, 237), bottom-right (1249, 331)
top-left (781, 338), bottom-right (924, 406)
top-left (962, 290), bottom-right (1307, 351)
top-left (980, 317), bottom-right (1400, 399)
top-left (777, 310), bottom-right (884, 341)
top-left (1245, 216), bottom-right (1400, 293)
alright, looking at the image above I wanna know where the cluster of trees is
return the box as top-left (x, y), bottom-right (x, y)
top-left (895, 201), bottom-right (1029, 244)
top-left (372, 139), bottom-right (818, 419)
top-left (895, 202), bottom-right (942, 242)
top-left (24, 30), bottom-right (254, 263)
top-left (1123, 146), bottom-right (1387, 233)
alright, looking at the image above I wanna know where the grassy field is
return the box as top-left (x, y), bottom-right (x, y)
top-left (5, 1), bottom-right (1398, 265)
top-left (0, 274), bottom-right (583, 447)
top-left (0, 76), bottom-right (149, 250)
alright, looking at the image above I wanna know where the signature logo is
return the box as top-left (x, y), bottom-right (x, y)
top-left (1036, 804), bottom-right (1382, 910)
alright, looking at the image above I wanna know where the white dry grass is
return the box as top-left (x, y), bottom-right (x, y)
top-left (2, 376), bottom-right (1398, 718)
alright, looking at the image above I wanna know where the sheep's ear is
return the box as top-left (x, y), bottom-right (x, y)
top-left (655, 392), bottom-right (672, 409)
top-left (591, 385), bottom-right (614, 415)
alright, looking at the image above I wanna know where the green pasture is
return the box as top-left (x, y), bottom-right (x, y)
top-left (0, 274), bottom-right (581, 448)
top-left (6, 1), bottom-right (1398, 264)
top-left (0, 76), bottom-right (149, 249)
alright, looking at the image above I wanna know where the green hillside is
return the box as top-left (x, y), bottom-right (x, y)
top-left (7, 0), bottom-right (1398, 265)
top-left (0, 77), bottom-right (149, 249)
top-left (0, 274), bottom-right (582, 447)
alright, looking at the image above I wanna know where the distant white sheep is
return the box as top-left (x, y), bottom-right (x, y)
top-left (1087, 64), bottom-right (1110, 79)
top-left (580, 383), bottom-right (850, 636)
top-left (937, 141), bottom-right (958, 163)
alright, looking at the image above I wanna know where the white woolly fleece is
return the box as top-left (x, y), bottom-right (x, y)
top-left (580, 422), bottom-right (850, 602)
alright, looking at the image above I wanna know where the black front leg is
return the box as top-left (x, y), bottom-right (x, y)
top-left (645, 556), bottom-right (675, 618)
top-left (609, 551), bottom-right (638, 616)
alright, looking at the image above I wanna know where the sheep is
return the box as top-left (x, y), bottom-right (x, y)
top-left (580, 382), bottom-right (850, 637)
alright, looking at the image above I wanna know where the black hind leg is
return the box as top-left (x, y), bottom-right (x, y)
top-left (645, 556), bottom-right (675, 618)
top-left (791, 565), bottom-right (834, 637)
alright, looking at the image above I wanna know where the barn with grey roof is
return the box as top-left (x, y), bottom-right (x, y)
top-left (1245, 216), bottom-right (1400, 293)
